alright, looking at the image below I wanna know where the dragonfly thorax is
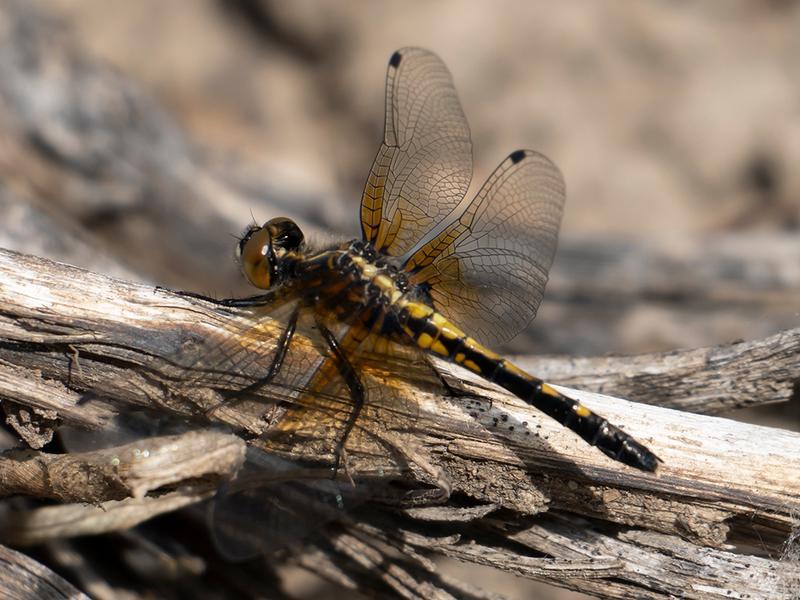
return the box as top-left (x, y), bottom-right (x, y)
top-left (324, 240), bottom-right (411, 310)
top-left (344, 239), bottom-right (405, 279)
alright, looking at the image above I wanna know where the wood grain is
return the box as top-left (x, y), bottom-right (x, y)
top-left (0, 248), bottom-right (798, 599)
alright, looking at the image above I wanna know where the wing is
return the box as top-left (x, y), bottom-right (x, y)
top-left (206, 319), bottom-right (436, 558)
top-left (361, 47), bottom-right (472, 257)
top-left (403, 150), bottom-right (566, 347)
top-left (209, 447), bottom-right (376, 559)
top-left (168, 294), bottom-right (427, 465)
top-left (261, 316), bottom-right (427, 464)
top-left (165, 292), bottom-right (445, 556)
top-left (167, 298), bottom-right (320, 423)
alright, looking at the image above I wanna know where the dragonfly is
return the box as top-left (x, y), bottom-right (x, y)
top-left (185, 47), bottom-right (659, 477)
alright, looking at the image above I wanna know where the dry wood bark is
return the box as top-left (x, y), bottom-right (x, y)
top-left (0, 247), bottom-right (798, 599)
top-left (0, 543), bottom-right (89, 600)
top-left (0, 2), bottom-right (798, 598)
top-left (519, 326), bottom-right (800, 414)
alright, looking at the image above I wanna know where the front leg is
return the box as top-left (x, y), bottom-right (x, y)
top-left (207, 303), bottom-right (302, 417)
top-left (157, 286), bottom-right (279, 308)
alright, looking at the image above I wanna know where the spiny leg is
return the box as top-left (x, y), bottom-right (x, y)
top-left (420, 355), bottom-right (492, 410)
top-left (207, 304), bottom-right (301, 417)
top-left (422, 355), bottom-right (461, 396)
top-left (158, 286), bottom-right (279, 308)
top-left (315, 319), bottom-right (365, 478)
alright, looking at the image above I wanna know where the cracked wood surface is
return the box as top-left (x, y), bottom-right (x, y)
top-left (0, 3), bottom-right (797, 598)
top-left (0, 248), bottom-right (798, 599)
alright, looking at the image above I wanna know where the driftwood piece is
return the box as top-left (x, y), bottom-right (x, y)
top-left (550, 233), bottom-right (800, 306)
top-left (0, 2), bottom-right (798, 598)
top-left (0, 248), bottom-right (798, 599)
top-left (0, 430), bottom-right (245, 545)
top-left (531, 232), bottom-right (800, 355)
top-left (519, 326), bottom-right (800, 414)
top-left (0, 430), bottom-right (245, 504)
top-left (0, 543), bottom-right (89, 600)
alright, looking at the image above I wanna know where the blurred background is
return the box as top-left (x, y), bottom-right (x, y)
top-left (0, 1), bottom-right (798, 598)
top-left (2, 0), bottom-right (793, 353)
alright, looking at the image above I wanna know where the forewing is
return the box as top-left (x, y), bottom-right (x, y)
top-left (361, 47), bottom-right (472, 257)
top-left (210, 327), bottom-right (435, 558)
top-left (209, 448), bottom-right (373, 560)
top-left (405, 150), bottom-right (565, 347)
top-left (166, 298), bottom-right (326, 428)
top-left (261, 318), bottom-right (424, 464)
top-left (169, 295), bottom-right (427, 476)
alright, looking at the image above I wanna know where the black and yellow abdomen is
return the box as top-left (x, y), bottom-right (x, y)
top-left (396, 300), bottom-right (659, 472)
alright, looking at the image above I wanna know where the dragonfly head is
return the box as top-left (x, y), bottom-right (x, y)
top-left (237, 217), bottom-right (305, 289)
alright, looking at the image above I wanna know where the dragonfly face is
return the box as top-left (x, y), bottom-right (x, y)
top-left (201, 47), bottom-right (659, 475)
top-left (237, 217), bottom-right (305, 290)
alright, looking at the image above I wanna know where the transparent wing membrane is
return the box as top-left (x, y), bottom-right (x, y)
top-left (209, 448), bottom-right (372, 560)
top-left (361, 47), bottom-right (472, 257)
top-left (359, 48), bottom-right (565, 347)
top-left (167, 301), bottom-right (319, 425)
top-left (405, 150), bottom-right (566, 347)
top-left (165, 299), bottom-right (437, 555)
top-left (168, 303), bottom-right (424, 468)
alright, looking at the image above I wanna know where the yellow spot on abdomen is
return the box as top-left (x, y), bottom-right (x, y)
top-left (462, 359), bottom-right (481, 373)
top-left (541, 383), bottom-right (560, 396)
top-left (417, 333), bottom-right (434, 349)
top-left (430, 340), bottom-right (449, 357)
top-left (463, 337), bottom-right (501, 361)
top-left (405, 302), bottom-right (434, 320)
top-left (503, 360), bottom-right (533, 381)
top-left (431, 312), bottom-right (466, 339)
top-left (574, 404), bottom-right (591, 418)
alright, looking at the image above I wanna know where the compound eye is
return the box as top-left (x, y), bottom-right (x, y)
top-left (267, 217), bottom-right (304, 252)
top-left (239, 226), bottom-right (273, 289)
top-left (236, 224), bottom-right (260, 260)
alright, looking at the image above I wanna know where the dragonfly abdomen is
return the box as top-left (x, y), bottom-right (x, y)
top-left (397, 300), bottom-right (659, 472)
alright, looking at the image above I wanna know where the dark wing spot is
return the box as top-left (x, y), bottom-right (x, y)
top-left (509, 149), bottom-right (527, 164)
top-left (389, 51), bottom-right (402, 67)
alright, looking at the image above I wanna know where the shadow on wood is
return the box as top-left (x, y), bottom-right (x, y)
top-left (0, 248), bottom-right (798, 599)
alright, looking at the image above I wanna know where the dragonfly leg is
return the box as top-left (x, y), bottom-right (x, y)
top-left (207, 305), bottom-right (300, 417)
top-left (422, 356), bottom-right (460, 395)
top-left (421, 355), bottom-right (492, 409)
top-left (159, 286), bottom-right (278, 308)
top-left (315, 319), bottom-right (365, 478)
top-left (211, 294), bottom-right (279, 308)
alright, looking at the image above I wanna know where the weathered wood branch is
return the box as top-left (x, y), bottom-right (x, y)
top-left (0, 544), bottom-right (89, 600)
top-left (0, 430), bottom-right (245, 504)
top-left (518, 326), bottom-right (799, 414)
top-left (0, 3), bottom-right (796, 598)
top-left (0, 248), bottom-right (798, 599)
top-left (0, 430), bottom-right (245, 545)
top-left (550, 233), bottom-right (800, 306)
